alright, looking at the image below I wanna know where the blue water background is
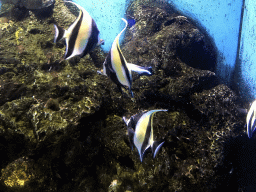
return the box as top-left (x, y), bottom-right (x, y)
top-left (168, 0), bottom-right (256, 102)
top-left (73, 0), bottom-right (127, 52)
top-left (168, 0), bottom-right (243, 85)
top-left (239, 0), bottom-right (256, 101)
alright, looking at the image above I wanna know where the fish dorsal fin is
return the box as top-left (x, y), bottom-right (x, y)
top-left (64, 1), bottom-right (84, 12)
top-left (65, 1), bottom-right (92, 24)
top-left (113, 18), bottom-right (128, 49)
top-left (111, 18), bottom-right (128, 65)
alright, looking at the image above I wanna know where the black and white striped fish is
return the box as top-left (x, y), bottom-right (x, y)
top-left (54, 1), bottom-right (104, 60)
top-left (123, 109), bottom-right (167, 162)
top-left (101, 18), bottom-right (152, 97)
top-left (247, 100), bottom-right (256, 138)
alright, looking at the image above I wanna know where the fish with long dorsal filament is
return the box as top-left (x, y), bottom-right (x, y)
top-left (123, 109), bottom-right (167, 162)
top-left (53, 1), bottom-right (104, 60)
top-left (100, 18), bottom-right (152, 98)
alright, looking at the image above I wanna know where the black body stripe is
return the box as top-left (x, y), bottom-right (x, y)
top-left (133, 112), bottom-right (145, 127)
top-left (117, 46), bottom-right (132, 87)
top-left (81, 19), bottom-right (99, 57)
top-left (65, 11), bottom-right (83, 59)
top-left (105, 51), bottom-right (127, 93)
top-left (248, 113), bottom-right (253, 133)
top-left (129, 115), bottom-right (137, 130)
top-left (128, 112), bottom-right (144, 131)
top-left (252, 119), bottom-right (256, 134)
top-left (248, 113), bottom-right (254, 137)
top-left (140, 113), bottom-right (152, 155)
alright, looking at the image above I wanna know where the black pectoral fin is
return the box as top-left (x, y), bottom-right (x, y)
top-left (152, 140), bottom-right (165, 158)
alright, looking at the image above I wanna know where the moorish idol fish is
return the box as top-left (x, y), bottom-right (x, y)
top-left (54, 1), bottom-right (104, 60)
top-left (123, 109), bottom-right (167, 162)
top-left (247, 100), bottom-right (256, 138)
top-left (101, 18), bottom-right (152, 97)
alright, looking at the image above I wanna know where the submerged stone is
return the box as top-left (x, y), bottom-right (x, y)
top-left (0, 0), bottom-right (55, 9)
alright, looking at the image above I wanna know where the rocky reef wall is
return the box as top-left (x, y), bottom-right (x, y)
top-left (0, 0), bottom-right (251, 191)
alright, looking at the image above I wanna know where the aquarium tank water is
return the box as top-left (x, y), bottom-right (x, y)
top-left (1, 0), bottom-right (256, 191)
top-left (73, 0), bottom-right (254, 102)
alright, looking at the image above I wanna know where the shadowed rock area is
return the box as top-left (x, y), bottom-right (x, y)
top-left (0, 0), bottom-right (250, 191)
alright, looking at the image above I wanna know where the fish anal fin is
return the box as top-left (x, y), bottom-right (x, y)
top-left (152, 140), bottom-right (165, 158)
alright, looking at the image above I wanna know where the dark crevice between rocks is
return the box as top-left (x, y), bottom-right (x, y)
top-left (28, 28), bottom-right (43, 34)
top-left (188, 72), bottom-right (219, 93)
top-left (0, 82), bottom-right (27, 106)
top-left (213, 135), bottom-right (256, 191)
top-left (41, 60), bottom-right (65, 72)
top-left (30, 4), bottom-right (54, 19)
top-left (137, 90), bottom-right (209, 125)
top-left (11, 6), bottom-right (29, 21)
top-left (0, 58), bottom-right (20, 64)
top-left (0, 132), bottom-right (32, 170)
top-left (176, 38), bottom-right (217, 71)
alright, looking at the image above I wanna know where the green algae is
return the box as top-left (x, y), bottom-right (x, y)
top-left (1, 157), bottom-right (35, 189)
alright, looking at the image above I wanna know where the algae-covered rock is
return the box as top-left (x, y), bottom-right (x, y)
top-left (1, 157), bottom-right (36, 191)
top-left (0, 0), bottom-right (55, 10)
top-left (0, 0), bottom-right (248, 191)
